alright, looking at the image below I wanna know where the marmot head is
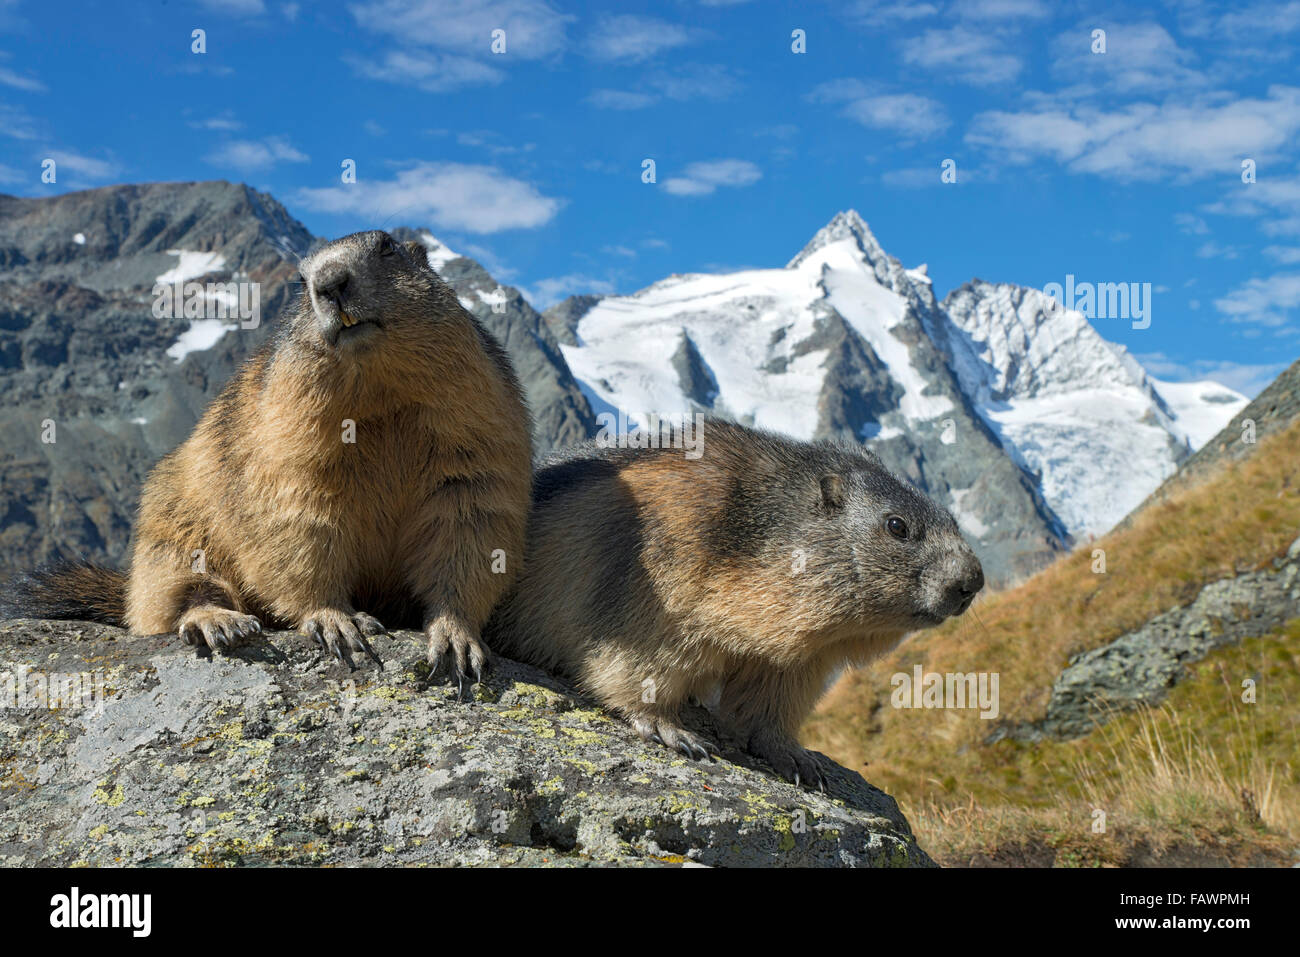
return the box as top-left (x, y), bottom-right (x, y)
top-left (793, 444), bottom-right (984, 635)
top-left (748, 442), bottom-right (977, 642)
top-left (291, 229), bottom-right (458, 356)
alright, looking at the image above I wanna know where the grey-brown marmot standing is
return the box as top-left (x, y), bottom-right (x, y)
top-left (485, 418), bottom-right (983, 787)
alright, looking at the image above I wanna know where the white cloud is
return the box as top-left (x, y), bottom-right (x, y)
top-left (1215, 274), bottom-right (1300, 327)
top-left (1136, 352), bottom-right (1287, 397)
top-left (649, 64), bottom-right (739, 100)
top-left (588, 14), bottom-right (700, 62)
top-left (525, 273), bottom-right (615, 308)
top-left (206, 137), bottom-right (309, 171)
top-left (350, 0), bottom-right (569, 58)
top-left (811, 79), bottom-right (949, 138)
top-left (901, 25), bottom-right (1022, 85)
top-left (586, 65), bottom-right (740, 110)
top-left (0, 102), bottom-right (39, 140)
top-left (1174, 213), bottom-right (1210, 235)
top-left (842, 1), bottom-right (939, 27)
top-left (344, 50), bottom-right (504, 93)
top-left (1050, 22), bottom-right (1206, 96)
top-left (0, 53), bottom-right (44, 92)
top-left (662, 159), bottom-right (761, 196)
top-left (190, 113), bottom-right (242, 131)
top-left (1196, 241), bottom-right (1241, 259)
top-left (966, 86), bottom-right (1300, 181)
top-left (294, 162), bottom-right (563, 233)
top-left (1264, 245), bottom-right (1300, 263)
top-left (44, 150), bottom-right (119, 181)
top-left (1204, 175), bottom-right (1300, 236)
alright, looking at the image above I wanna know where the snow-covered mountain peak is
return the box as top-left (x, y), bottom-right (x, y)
top-left (944, 279), bottom-right (1137, 402)
top-left (414, 231), bottom-right (460, 272)
top-left (941, 278), bottom-right (1248, 538)
top-left (787, 209), bottom-right (887, 271)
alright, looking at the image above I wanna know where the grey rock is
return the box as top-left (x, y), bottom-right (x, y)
top-left (0, 619), bottom-right (933, 868)
top-left (994, 534), bottom-right (1300, 742)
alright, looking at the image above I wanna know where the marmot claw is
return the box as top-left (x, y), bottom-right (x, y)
top-left (301, 609), bottom-right (386, 670)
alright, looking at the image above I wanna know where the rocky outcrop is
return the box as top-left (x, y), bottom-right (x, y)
top-left (994, 534), bottom-right (1300, 742)
top-left (0, 619), bottom-right (932, 868)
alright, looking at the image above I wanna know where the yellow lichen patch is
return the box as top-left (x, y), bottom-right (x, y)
top-left (565, 708), bottom-right (612, 724)
top-left (559, 727), bottom-right (608, 745)
top-left (510, 682), bottom-right (570, 710)
top-left (92, 782), bottom-right (125, 806)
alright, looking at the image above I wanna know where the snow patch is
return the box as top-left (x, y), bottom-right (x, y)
top-left (166, 319), bottom-right (236, 362)
top-left (157, 249), bottom-right (227, 285)
top-left (417, 231), bottom-right (459, 272)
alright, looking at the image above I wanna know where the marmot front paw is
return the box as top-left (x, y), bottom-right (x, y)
top-left (426, 616), bottom-right (490, 691)
top-left (748, 731), bottom-right (830, 792)
top-left (630, 715), bottom-right (717, 762)
top-left (300, 609), bottom-right (385, 669)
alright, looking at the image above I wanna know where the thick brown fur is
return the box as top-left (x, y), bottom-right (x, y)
top-left (485, 418), bottom-right (983, 788)
top-left (6, 231), bottom-right (532, 680)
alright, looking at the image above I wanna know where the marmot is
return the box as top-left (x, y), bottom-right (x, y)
top-left (484, 418), bottom-right (983, 788)
top-left (5, 231), bottom-right (532, 681)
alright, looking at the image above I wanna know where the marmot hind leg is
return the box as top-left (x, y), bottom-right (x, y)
top-left (127, 545), bottom-right (262, 653)
top-left (178, 605), bottom-right (262, 652)
top-left (716, 665), bottom-right (833, 791)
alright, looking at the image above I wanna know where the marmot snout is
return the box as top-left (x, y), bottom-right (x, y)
top-left (485, 417), bottom-right (983, 788)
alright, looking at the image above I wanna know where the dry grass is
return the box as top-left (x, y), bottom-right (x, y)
top-left (903, 628), bottom-right (1300, 867)
top-left (803, 416), bottom-right (1300, 866)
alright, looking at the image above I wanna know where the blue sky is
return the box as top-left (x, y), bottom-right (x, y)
top-left (2, 0), bottom-right (1298, 395)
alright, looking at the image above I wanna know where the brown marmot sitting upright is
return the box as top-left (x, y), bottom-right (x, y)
top-left (485, 418), bottom-right (983, 788)
top-left (5, 230), bottom-right (532, 681)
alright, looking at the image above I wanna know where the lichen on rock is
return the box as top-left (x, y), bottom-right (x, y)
top-left (0, 619), bottom-right (933, 868)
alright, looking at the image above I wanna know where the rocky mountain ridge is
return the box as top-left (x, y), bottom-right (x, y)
top-left (0, 187), bottom-right (1247, 588)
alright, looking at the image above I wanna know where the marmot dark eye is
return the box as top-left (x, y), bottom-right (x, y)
top-left (886, 516), bottom-right (908, 540)
top-left (379, 237), bottom-right (396, 256)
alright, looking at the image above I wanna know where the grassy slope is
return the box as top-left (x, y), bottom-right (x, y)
top-left (803, 417), bottom-right (1300, 866)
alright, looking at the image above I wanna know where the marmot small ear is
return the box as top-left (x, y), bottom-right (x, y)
top-left (820, 474), bottom-right (845, 510)
top-left (403, 240), bottom-right (428, 264)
